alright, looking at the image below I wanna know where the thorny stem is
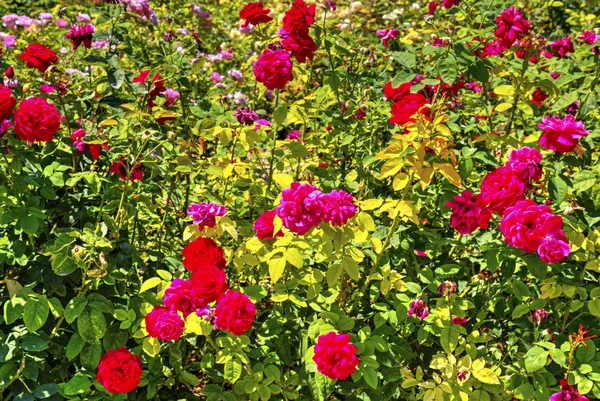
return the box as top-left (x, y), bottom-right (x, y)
top-left (266, 90), bottom-right (280, 199)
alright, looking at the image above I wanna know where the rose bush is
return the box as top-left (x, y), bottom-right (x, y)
top-left (1, 0), bottom-right (600, 400)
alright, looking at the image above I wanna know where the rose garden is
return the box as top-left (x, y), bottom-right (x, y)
top-left (0, 0), bottom-right (599, 400)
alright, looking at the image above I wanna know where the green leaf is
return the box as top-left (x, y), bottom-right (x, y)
top-left (179, 371), bottom-right (201, 387)
top-left (20, 216), bottom-right (39, 236)
top-left (326, 263), bottom-right (343, 287)
top-left (108, 69), bottom-right (125, 89)
top-left (440, 326), bottom-right (460, 354)
top-left (285, 248), bottom-right (304, 269)
top-left (273, 104), bottom-right (288, 125)
top-left (551, 91), bottom-right (579, 112)
top-left (308, 372), bottom-right (332, 401)
top-left (62, 374), bottom-right (91, 396)
top-left (439, 56), bottom-right (457, 84)
top-left (77, 308), bottom-right (107, 342)
top-left (51, 249), bottom-right (78, 276)
top-left (468, 60), bottom-right (489, 83)
top-left (140, 277), bottom-right (162, 293)
top-left (33, 383), bottom-right (59, 399)
top-left (224, 359), bottom-right (243, 384)
top-left (80, 342), bottom-right (103, 371)
top-left (23, 296), bottom-right (50, 332)
top-left (549, 348), bottom-right (567, 367)
top-left (525, 346), bottom-right (549, 372)
top-left (342, 256), bottom-right (359, 280)
top-left (393, 52), bottom-right (416, 68)
top-left (0, 363), bottom-right (17, 389)
top-left (472, 367), bottom-right (500, 385)
top-left (512, 304), bottom-right (531, 319)
top-left (65, 297), bottom-right (87, 324)
top-left (66, 334), bottom-right (85, 361)
top-left (4, 298), bottom-right (24, 325)
top-left (549, 176), bottom-right (569, 204)
top-left (392, 71), bottom-right (416, 87)
top-left (362, 366), bottom-right (379, 389)
top-left (512, 280), bottom-right (531, 299)
top-left (575, 340), bottom-right (596, 362)
top-left (514, 383), bottom-right (535, 400)
top-left (524, 254), bottom-right (548, 280)
top-left (20, 334), bottom-right (48, 352)
top-left (268, 257), bottom-right (287, 284)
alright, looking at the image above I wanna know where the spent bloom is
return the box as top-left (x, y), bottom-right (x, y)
top-left (438, 281), bottom-right (457, 297)
top-left (187, 202), bottom-right (226, 230)
top-left (507, 147), bottom-right (543, 182)
top-left (446, 190), bottom-right (492, 235)
top-left (313, 332), bottom-right (359, 380)
top-left (66, 24), bottom-right (95, 49)
top-left (531, 308), bottom-right (549, 324)
top-left (110, 157), bottom-right (144, 182)
top-left (376, 28), bottom-right (399, 47)
top-left (234, 107), bottom-right (259, 125)
top-left (538, 115), bottom-right (589, 153)
top-left (408, 298), bottom-right (429, 320)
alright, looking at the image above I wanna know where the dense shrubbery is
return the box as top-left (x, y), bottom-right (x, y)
top-left (1, 0), bottom-right (600, 400)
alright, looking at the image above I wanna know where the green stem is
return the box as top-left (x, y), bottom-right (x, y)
top-left (265, 90), bottom-right (280, 198)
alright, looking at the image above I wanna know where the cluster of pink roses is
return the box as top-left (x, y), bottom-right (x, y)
top-left (448, 146), bottom-right (571, 264)
top-left (250, 0), bottom-right (318, 90)
top-left (145, 237), bottom-right (256, 341)
top-left (254, 182), bottom-right (358, 239)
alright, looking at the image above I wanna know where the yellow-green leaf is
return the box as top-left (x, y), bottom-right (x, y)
top-left (140, 277), bottom-right (162, 293)
top-left (268, 257), bottom-right (287, 284)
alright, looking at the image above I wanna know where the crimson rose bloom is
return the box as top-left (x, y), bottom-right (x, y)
top-left (275, 182), bottom-right (325, 235)
top-left (499, 200), bottom-right (568, 253)
top-left (321, 190), bottom-right (358, 227)
top-left (313, 332), bottom-right (359, 380)
top-left (537, 115), bottom-right (589, 153)
top-left (254, 49), bottom-right (294, 90)
top-left (182, 237), bottom-right (227, 272)
top-left (283, 0), bottom-right (316, 36)
top-left (282, 34), bottom-right (317, 63)
top-left (446, 190), bottom-right (492, 235)
top-left (214, 290), bottom-right (256, 336)
top-left (479, 166), bottom-right (526, 213)
top-left (531, 89), bottom-right (548, 107)
top-left (145, 306), bottom-right (185, 341)
top-left (494, 6), bottom-right (530, 49)
top-left (164, 278), bottom-right (207, 317)
top-left (190, 265), bottom-right (229, 304)
top-left (239, 2), bottom-right (273, 28)
top-left (96, 348), bottom-right (142, 394)
top-left (19, 43), bottom-right (58, 73)
top-left (507, 147), bottom-right (543, 181)
top-left (254, 210), bottom-right (284, 240)
top-left (0, 84), bottom-right (17, 121)
top-left (14, 97), bottom-right (62, 142)
top-left (384, 81), bottom-right (412, 103)
top-left (538, 237), bottom-right (570, 264)
top-left (389, 93), bottom-right (429, 125)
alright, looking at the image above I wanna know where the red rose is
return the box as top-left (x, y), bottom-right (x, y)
top-left (239, 2), bottom-right (273, 28)
top-left (214, 290), bottom-right (256, 336)
top-left (14, 97), bottom-right (62, 142)
top-left (282, 0), bottom-right (316, 37)
top-left (190, 265), bottom-right (229, 304)
top-left (0, 84), bottom-right (17, 121)
top-left (19, 44), bottom-right (58, 73)
top-left (282, 34), bottom-right (318, 63)
top-left (531, 88), bottom-right (548, 107)
top-left (389, 93), bottom-right (429, 125)
top-left (480, 166), bottom-right (526, 213)
top-left (313, 332), bottom-right (359, 380)
top-left (384, 81), bottom-right (412, 103)
top-left (254, 210), bottom-right (284, 240)
top-left (145, 306), bottom-right (185, 341)
top-left (182, 237), bottom-right (227, 272)
top-left (96, 348), bottom-right (142, 394)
